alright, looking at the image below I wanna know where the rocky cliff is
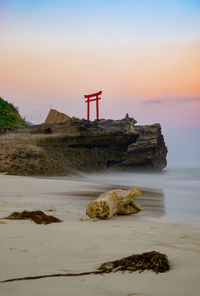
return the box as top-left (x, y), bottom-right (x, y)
top-left (0, 116), bottom-right (167, 175)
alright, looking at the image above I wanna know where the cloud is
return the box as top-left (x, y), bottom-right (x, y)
top-left (173, 97), bottom-right (200, 103)
top-left (142, 97), bottom-right (200, 104)
top-left (142, 99), bottom-right (162, 104)
top-left (182, 97), bottom-right (200, 102)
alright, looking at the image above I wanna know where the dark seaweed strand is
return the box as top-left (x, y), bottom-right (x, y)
top-left (0, 271), bottom-right (102, 283)
top-left (0, 251), bottom-right (170, 283)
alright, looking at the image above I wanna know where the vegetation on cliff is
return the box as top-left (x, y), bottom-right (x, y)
top-left (0, 97), bottom-right (28, 128)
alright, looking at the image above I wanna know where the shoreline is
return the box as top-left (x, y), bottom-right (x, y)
top-left (0, 174), bottom-right (200, 296)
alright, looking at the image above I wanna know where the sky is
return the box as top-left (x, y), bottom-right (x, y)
top-left (0, 0), bottom-right (200, 163)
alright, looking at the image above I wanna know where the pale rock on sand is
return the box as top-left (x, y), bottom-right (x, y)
top-left (86, 188), bottom-right (143, 219)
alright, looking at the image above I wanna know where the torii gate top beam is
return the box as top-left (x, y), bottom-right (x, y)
top-left (84, 91), bottom-right (102, 99)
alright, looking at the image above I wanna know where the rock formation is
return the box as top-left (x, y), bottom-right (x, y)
top-left (0, 115), bottom-right (167, 176)
top-left (45, 109), bottom-right (71, 123)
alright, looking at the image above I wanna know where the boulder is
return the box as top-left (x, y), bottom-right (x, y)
top-left (45, 109), bottom-right (71, 123)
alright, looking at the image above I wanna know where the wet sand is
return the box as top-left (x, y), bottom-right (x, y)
top-left (0, 174), bottom-right (200, 296)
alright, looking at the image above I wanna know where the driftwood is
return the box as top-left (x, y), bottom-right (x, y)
top-left (86, 188), bottom-right (143, 219)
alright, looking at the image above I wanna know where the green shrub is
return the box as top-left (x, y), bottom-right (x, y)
top-left (0, 97), bottom-right (28, 128)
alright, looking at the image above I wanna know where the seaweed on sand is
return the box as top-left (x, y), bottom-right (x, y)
top-left (98, 251), bottom-right (170, 274)
top-left (5, 210), bottom-right (61, 224)
top-left (0, 251), bottom-right (170, 283)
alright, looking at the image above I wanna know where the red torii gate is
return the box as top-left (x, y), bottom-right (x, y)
top-left (84, 91), bottom-right (102, 120)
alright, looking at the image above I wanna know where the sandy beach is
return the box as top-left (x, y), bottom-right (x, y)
top-left (0, 174), bottom-right (200, 296)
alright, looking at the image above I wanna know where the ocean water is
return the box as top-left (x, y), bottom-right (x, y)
top-left (67, 163), bottom-right (200, 225)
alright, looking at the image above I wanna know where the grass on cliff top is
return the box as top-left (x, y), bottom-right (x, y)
top-left (0, 97), bottom-right (28, 128)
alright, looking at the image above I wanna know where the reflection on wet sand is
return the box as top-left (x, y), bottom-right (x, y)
top-left (138, 188), bottom-right (165, 218)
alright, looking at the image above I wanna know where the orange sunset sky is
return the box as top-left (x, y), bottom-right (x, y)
top-left (0, 0), bottom-right (200, 162)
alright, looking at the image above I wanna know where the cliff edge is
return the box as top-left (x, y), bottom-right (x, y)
top-left (0, 116), bottom-right (167, 175)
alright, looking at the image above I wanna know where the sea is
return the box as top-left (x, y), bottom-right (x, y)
top-left (63, 163), bottom-right (200, 225)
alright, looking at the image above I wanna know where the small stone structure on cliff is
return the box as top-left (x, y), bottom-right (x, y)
top-left (0, 112), bottom-right (167, 176)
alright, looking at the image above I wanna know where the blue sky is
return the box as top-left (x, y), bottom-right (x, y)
top-left (1, 0), bottom-right (200, 42)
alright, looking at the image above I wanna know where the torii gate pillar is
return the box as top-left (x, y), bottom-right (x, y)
top-left (84, 91), bottom-right (102, 120)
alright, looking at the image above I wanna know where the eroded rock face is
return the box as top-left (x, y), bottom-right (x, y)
top-left (45, 109), bottom-right (71, 123)
top-left (0, 117), bottom-right (167, 175)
